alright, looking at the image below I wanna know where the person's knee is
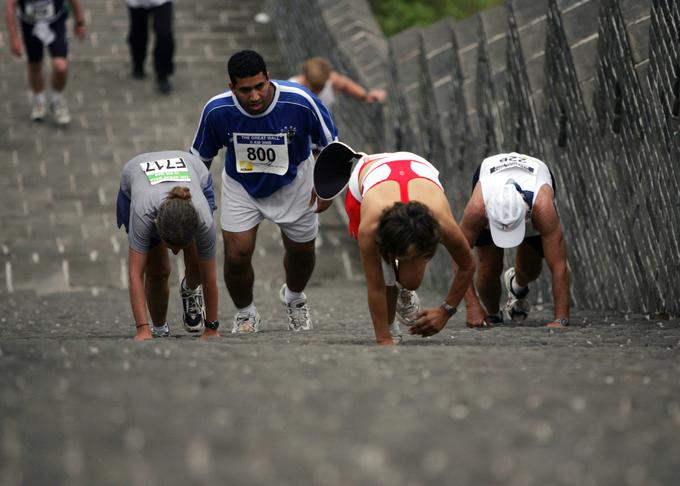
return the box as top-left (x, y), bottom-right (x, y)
top-left (145, 264), bottom-right (171, 283)
top-left (28, 62), bottom-right (43, 74)
top-left (477, 258), bottom-right (502, 282)
top-left (156, 30), bottom-right (173, 42)
top-left (52, 58), bottom-right (68, 75)
top-left (286, 244), bottom-right (315, 265)
top-left (396, 263), bottom-right (425, 290)
top-left (516, 247), bottom-right (543, 283)
top-left (519, 264), bottom-right (542, 282)
top-left (224, 246), bottom-right (254, 273)
top-left (397, 276), bottom-right (421, 291)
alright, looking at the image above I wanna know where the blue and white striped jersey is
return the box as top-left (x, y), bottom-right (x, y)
top-left (191, 80), bottom-right (338, 199)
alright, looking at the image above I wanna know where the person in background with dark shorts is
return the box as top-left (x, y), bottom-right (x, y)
top-left (6, 0), bottom-right (85, 125)
top-left (459, 152), bottom-right (570, 328)
top-left (126, 0), bottom-right (175, 94)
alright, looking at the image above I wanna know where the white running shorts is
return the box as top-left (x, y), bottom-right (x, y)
top-left (220, 160), bottom-right (318, 243)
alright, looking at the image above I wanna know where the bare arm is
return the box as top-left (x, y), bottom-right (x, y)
top-left (128, 248), bottom-right (152, 341)
top-left (329, 71), bottom-right (386, 103)
top-left (409, 211), bottom-right (476, 337)
top-left (533, 187), bottom-right (570, 325)
top-left (308, 187), bottom-right (333, 214)
top-left (6, 0), bottom-right (22, 56)
top-left (358, 223), bottom-right (394, 345)
top-left (67, 0), bottom-right (86, 39)
top-left (458, 185), bottom-right (489, 327)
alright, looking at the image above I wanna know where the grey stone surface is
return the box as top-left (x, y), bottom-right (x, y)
top-left (1, 1), bottom-right (679, 484)
top-left (278, 0), bottom-right (678, 317)
top-left (0, 0), bottom-right (287, 295)
top-left (1, 288), bottom-right (679, 485)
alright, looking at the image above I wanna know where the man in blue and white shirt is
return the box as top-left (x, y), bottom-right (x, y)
top-left (191, 50), bottom-right (338, 334)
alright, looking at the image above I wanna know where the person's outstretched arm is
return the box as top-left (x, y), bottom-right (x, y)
top-left (458, 185), bottom-right (489, 327)
top-left (533, 186), bottom-right (570, 326)
top-left (128, 248), bottom-right (152, 341)
top-left (358, 223), bottom-right (394, 345)
top-left (330, 71), bottom-right (386, 103)
top-left (410, 210), bottom-right (476, 337)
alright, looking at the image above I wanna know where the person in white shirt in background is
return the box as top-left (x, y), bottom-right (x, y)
top-left (289, 56), bottom-right (386, 111)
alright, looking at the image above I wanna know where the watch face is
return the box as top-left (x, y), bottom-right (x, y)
top-left (205, 320), bottom-right (219, 330)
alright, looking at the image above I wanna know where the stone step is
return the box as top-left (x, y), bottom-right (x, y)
top-left (0, 0), bottom-right (302, 293)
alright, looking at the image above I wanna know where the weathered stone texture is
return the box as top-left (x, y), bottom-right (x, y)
top-left (267, 0), bottom-right (678, 316)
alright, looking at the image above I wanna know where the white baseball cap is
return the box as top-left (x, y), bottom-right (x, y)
top-left (486, 179), bottom-right (528, 248)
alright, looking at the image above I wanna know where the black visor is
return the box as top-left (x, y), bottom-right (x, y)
top-left (313, 141), bottom-right (360, 200)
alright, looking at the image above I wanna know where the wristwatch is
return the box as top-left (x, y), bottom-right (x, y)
top-left (205, 320), bottom-right (220, 330)
top-left (440, 302), bottom-right (457, 317)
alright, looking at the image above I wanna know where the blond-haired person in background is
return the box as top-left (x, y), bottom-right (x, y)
top-left (289, 57), bottom-right (386, 110)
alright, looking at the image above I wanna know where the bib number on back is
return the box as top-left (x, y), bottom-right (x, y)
top-left (489, 154), bottom-right (537, 175)
top-left (25, 0), bottom-right (55, 21)
top-left (140, 157), bottom-right (191, 185)
top-left (234, 133), bottom-right (289, 175)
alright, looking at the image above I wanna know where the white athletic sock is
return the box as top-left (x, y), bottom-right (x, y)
top-left (50, 90), bottom-right (63, 103)
top-left (237, 303), bottom-right (256, 315)
top-left (284, 287), bottom-right (303, 303)
top-left (33, 91), bottom-right (46, 103)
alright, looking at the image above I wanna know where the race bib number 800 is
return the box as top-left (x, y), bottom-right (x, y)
top-left (140, 157), bottom-right (191, 185)
top-left (234, 133), bottom-right (289, 175)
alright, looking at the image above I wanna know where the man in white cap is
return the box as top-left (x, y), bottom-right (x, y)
top-left (458, 153), bottom-right (570, 328)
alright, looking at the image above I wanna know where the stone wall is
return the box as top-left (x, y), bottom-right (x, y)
top-left (266, 0), bottom-right (679, 317)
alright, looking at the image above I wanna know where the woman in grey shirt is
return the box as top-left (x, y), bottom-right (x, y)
top-left (117, 150), bottom-right (219, 340)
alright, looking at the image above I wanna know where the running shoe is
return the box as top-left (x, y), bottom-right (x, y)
top-left (31, 96), bottom-right (46, 121)
top-left (503, 268), bottom-right (531, 321)
top-left (157, 77), bottom-right (172, 95)
top-left (150, 323), bottom-right (170, 338)
top-left (50, 97), bottom-right (71, 125)
top-left (389, 321), bottom-right (403, 344)
top-left (231, 308), bottom-right (261, 333)
top-left (279, 284), bottom-right (312, 331)
top-left (396, 285), bottom-right (422, 326)
top-left (180, 277), bottom-right (205, 333)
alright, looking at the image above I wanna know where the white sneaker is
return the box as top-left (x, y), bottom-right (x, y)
top-left (503, 268), bottom-right (531, 321)
top-left (31, 96), bottom-right (47, 121)
top-left (180, 278), bottom-right (205, 333)
top-left (50, 97), bottom-right (71, 125)
top-left (231, 308), bottom-right (261, 333)
top-left (396, 285), bottom-right (421, 326)
top-left (150, 323), bottom-right (170, 338)
top-left (389, 321), bottom-right (403, 344)
top-left (279, 284), bottom-right (312, 331)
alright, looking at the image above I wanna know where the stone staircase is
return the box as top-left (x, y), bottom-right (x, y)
top-left (0, 0), bottom-right (359, 295)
